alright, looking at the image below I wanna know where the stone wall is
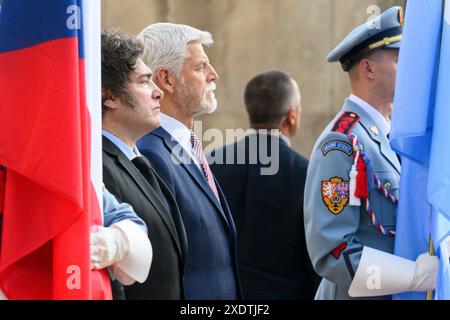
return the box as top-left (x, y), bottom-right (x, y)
top-left (102, 0), bottom-right (405, 157)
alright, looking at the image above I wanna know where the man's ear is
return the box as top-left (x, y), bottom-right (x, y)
top-left (279, 107), bottom-right (298, 138)
top-left (360, 58), bottom-right (376, 80)
top-left (155, 68), bottom-right (176, 94)
top-left (103, 90), bottom-right (118, 110)
top-left (286, 108), bottom-right (297, 126)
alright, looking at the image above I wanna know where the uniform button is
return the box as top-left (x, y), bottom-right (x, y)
top-left (384, 182), bottom-right (391, 190)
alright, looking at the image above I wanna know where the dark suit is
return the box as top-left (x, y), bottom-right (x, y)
top-left (209, 133), bottom-right (320, 300)
top-left (137, 127), bottom-right (241, 300)
top-left (103, 136), bottom-right (186, 300)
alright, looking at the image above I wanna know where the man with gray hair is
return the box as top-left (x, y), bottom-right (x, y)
top-left (137, 23), bottom-right (240, 300)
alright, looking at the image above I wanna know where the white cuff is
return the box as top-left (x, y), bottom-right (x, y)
top-left (111, 266), bottom-right (139, 286)
top-left (348, 246), bottom-right (416, 297)
top-left (112, 220), bottom-right (153, 284)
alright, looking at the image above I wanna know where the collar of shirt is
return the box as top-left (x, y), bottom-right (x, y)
top-left (160, 113), bottom-right (200, 167)
top-left (280, 133), bottom-right (291, 147)
top-left (102, 130), bottom-right (142, 161)
top-left (348, 94), bottom-right (391, 137)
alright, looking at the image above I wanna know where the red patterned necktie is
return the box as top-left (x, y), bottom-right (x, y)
top-left (190, 131), bottom-right (221, 203)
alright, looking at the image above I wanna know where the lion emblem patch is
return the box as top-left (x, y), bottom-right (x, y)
top-left (322, 177), bottom-right (350, 215)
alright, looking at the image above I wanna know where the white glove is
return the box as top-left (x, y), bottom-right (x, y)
top-left (90, 225), bottom-right (129, 270)
top-left (91, 220), bottom-right (153, 285)
top-left (410, 253), bottom-right (439, 292)
top-left (349, 247), bottom-right (439, 297)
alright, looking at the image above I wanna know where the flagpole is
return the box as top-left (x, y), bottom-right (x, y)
top-left (426, 234), bottom-right (435, 300)
top-left (427, 205), bottom-right (436, 301)
top-left (427, 205), bottom-right (435, 300)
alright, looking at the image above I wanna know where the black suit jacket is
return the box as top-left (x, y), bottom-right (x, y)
top-left (209, 133), bottom-right (320, 300)
top-left (102, 136), bottom-right (187, 300)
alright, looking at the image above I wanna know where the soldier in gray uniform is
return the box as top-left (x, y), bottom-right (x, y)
top-left (304, 6), bottom-right (439, 300)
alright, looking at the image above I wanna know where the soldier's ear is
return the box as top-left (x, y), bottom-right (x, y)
top-left (360, 58), bottom-right (376, 80)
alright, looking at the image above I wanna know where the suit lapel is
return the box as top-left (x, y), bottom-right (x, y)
top-left (343, 101), bottom-right (401, 174)
top-left (103, 137), bottom-right (183, 255)
top-left (152, 128), bottom-right (231, 230)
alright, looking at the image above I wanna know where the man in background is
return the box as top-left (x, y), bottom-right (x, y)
top-left (209, 70), bottom-right (319, 299)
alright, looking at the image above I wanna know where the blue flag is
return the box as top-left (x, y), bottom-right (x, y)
top-left (391, 0), bottom-right (450, 300)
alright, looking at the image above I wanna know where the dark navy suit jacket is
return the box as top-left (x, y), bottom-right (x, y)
top-left (209, 133), bottom-right (320, 300)
top-left (137, 127), bottom-right (241, 300)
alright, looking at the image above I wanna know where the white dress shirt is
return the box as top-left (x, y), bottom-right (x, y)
top-left (160, 113), bottom-right (201, 168)
top-left (349, 94), bottom-right (391, 137)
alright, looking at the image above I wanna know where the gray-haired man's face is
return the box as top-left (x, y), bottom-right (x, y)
top-left (174, 41), bottom-right (219, 117)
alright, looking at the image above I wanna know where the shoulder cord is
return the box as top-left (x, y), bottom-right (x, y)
top-left (349, 134), bottom-right (397, 237)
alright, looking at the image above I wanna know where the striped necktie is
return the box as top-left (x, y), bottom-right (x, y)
top-left (190, 131), bottom-right (221, 203)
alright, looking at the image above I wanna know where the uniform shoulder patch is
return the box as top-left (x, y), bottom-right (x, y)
top-left (321, 177), bottom-right (350, 215)
top-left (321, 140), bottom-right (354, 157)
top-left (331, 112), bottom-right (360, 135)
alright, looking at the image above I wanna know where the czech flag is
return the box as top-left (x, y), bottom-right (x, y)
top-left (0, 0), bottom-right (111, 299)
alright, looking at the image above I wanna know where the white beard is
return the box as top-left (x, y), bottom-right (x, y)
top-left (201, 84), bottom-right (218, 114)
top-left (201, 90), bottom-right (217, 114)
top-left (176, 78), bottom-right (218, 116)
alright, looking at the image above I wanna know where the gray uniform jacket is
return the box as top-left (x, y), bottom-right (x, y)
top-left (304, 99), bottom-right (401, 300)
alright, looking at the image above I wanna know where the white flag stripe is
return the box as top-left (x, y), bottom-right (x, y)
top-left (82, 0), bottom-right (103, 216)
